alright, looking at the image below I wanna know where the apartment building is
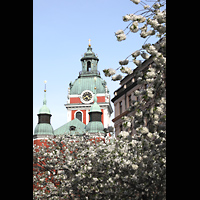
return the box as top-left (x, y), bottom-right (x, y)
top-left (111, 57), bottom-right (153, 137)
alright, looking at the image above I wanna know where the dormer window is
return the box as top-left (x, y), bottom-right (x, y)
top-left (70, 126), bottom-right (76, 131)
top-left (87, 61), bottom-right (91, 71)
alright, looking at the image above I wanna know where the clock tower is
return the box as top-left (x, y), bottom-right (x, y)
top-left (65, 43), bottom-right (113, 128)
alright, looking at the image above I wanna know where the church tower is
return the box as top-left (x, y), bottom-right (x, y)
top-left (33, 81), bottom-right (54, 141)
top-left (65, 41), bottom-right (113, 128)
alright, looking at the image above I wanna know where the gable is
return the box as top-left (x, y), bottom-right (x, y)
top-left (54, 118), bottom-right (86, 136)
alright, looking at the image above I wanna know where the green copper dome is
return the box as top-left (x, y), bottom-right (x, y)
top-left (38, 92), bottom-right (51, 114)
top-left (89, 95), bottom-right (102, 113)
top-left (34, 123), bottom-right (54, 135)
top-left (85, 121), bottom-right (104, 133)
top-left (70, 76), bottom-right (107, 95)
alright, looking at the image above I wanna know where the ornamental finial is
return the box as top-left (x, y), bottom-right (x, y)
top-left (44, 80), bottom-right (47, 92)
top-left (88, 38), bottom-right (91, 47)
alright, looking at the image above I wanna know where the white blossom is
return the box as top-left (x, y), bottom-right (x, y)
top-left (111, 74), bottom-right (123, 81)
top-left (133, 59), bottom-right (142, 66)
top-left (141, 52), bottom-right (150, 59)
top-left (119, 131), bottom-right (129, 137)
top-left (132, 164), bottom-right (138, 170)
top-left (130, 21), bottom-right (139, 33)
top-left (144, 5), bottom-right (150, 9)
top-left (116, 33), bottom-right (126, 41)
top-left (120, 66), bottom-right (133, 74)
top-left (103, 68), bottom-right (116, 77)
top-left (132, 50), bottom-right (140, 58)
top-left (119, 59), bottom-right (129, 65)
top-left (130, 0), bottom-right (141, 4)
top-left (115, 29), bottom-right (124, 35)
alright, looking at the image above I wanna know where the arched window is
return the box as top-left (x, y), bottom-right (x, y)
top-left (76, 111), bottom-right (82, 122)
top-left (87, 61), bottom-right (91, 71)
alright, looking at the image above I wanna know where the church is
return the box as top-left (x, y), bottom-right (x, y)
top-left (33, 42), bottom-right (113, 142)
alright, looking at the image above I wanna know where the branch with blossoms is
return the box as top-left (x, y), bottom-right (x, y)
top-left (103, 0), bottom-right (166, 81)
top-left (103, 0), bottom-right (166, 199)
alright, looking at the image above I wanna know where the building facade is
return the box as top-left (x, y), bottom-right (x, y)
top-left (111, 57), bottom-right (154, 137)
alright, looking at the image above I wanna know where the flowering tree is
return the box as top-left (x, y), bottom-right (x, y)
top-left (33, 0), bottom-right (166, 199)
top-left (103, 0), bottom-right (166, 198)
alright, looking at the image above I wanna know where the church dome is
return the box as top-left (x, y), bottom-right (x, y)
top-left (70, 76), bottom-right (106, 95)
top-left (85, 121), bottom-right (104, 133)
top-left (34, 123), bottom-right (54, 135)
top-left (38, 91), bottom-right (51, 114)
top-left (89, 95), bottom-right (102, 113)
top-left (39, 104), bottom-right (51, 115)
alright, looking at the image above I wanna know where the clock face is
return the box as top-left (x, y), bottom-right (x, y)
top-left (82, 91), bottom-right (92, 101)
top-left (80, 90), bottom-right (94, 103)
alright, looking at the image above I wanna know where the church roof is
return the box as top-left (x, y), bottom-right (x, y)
top-left (80, 46), bottom-right (99, 62)
top-left (54, 118), bottom-right (86, 136)
top-left (85, 121), bottom-right (104, 133)
top-left (70, 76), bottom-right (106, 95)
top-left (34, 123), bottom-right (54, 135)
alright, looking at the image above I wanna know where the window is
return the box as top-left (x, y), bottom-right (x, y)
top-left (119, 101), bottom-right (122, 114)
top-left (76, 111), bottom-right (82, 122)
top-left (120, 124), bottom-right (123, 132)
top-left (70, 126), bottom-right (76, 131)
top-left (87, 61), bottom-right (91, 71)
top-left (128, 95), bottom-right (132, 107)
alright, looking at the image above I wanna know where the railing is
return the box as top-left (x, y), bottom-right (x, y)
top-left (79, 70), bottom-right (101, 76)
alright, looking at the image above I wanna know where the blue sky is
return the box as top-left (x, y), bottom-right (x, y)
top-left (33, 0), bottom-right (158, 132)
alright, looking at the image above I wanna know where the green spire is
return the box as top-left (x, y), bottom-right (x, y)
top-left (85, 82), bottom-right (104, 134)
top-left (34, 80), bottom-right (54, 136)
top-left (88, 84), bottom-right (102, 113)
top-left (38, 81), bottom-right (51, 115)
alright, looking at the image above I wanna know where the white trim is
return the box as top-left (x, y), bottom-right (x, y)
top-left (69, 93), bottom-right (106, 98)
top-left (86, 109), bottom-right (89, 124)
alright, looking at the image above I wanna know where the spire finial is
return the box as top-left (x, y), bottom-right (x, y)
top-left (44, 80), bottom-right (47, 92)
top-left (43, 80), bottom-right (47, 105)
top-left (88, 38), bottom-right (91, 47)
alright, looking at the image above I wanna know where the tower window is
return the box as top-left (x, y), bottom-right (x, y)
top-left (76, 111), bottom-right (82, 122)
top-left (87, 61), bottom-right (91, 71)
